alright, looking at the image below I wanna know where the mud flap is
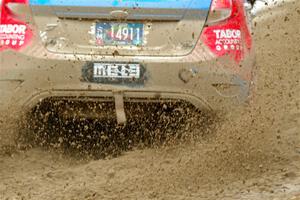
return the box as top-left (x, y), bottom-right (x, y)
top-left (113, 92), bottom-right (127, 125)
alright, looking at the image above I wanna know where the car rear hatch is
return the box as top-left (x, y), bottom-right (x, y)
top-left (29, 0), bottom-right (211, 56)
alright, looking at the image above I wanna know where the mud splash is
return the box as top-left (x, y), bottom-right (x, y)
top-left (0, 1), bottom-right (299, 200)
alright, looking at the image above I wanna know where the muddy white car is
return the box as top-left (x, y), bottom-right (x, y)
top-left (0, 0), bottom-right (255, 140)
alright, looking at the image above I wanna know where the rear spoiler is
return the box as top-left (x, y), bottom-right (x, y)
top-left (29, 0), bottom-right (211, 21)
top-left (28, 0), bottom-right (211, 10)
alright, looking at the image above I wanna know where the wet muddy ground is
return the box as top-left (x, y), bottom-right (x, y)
top-left (0, 1), bottom-right (300, 199)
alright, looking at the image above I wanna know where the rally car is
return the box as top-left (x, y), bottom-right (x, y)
top-left (0, 0), bottom-right (255, 143)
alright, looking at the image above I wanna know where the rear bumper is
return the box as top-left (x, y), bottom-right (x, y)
top-left (0, 47), bottom-right (255, 119)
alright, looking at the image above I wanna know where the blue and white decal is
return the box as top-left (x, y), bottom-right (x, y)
top-left (29, 0), bottom-right (211, 10)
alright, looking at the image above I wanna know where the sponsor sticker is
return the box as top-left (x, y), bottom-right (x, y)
top-left (0, 24), bottom-right (27, 46)
top-left (213, 29), bottom-right (242, 52)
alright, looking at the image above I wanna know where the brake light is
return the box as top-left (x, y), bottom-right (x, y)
top-left (201, 0), bottom-right (252, 63)
top-left (207, 0), bottom-right (233, 24)
top-left (0, 0), bottom-right (33, 51)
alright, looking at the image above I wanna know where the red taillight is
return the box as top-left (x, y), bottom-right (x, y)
top-left (201, 0), bottom-right (252, 63)
top-left (0, 0), bottom-right (33, 51)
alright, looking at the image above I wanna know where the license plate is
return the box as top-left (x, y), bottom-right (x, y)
top-left (95, 23), bottom-right (144, 46)
top-left (93, 63), bottom-right (141, 79)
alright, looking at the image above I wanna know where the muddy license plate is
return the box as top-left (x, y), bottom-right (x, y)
top-left (95, 22), bottom-right (144, 46)
top-left (93, 63), bottom-right (141, 79)
top-left (81, 62), bottom-right (146, 85)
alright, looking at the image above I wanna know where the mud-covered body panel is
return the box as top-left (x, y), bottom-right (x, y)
top-left (1, 0), bottom-right (256, 120)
